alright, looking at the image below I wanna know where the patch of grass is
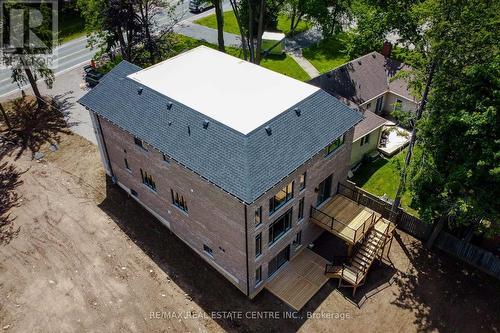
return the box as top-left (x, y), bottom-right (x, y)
top-left (58, 8), bottom-right (86, 44)
top-left (195, 11), bottom-right (309, 36)
top-left (351, 147), bottom-right (420, 216)
top-left (169, 35), bottom-right (309, 81)
top-left (302, 33), bottom-right (351, 74)
top-left (276, 15), bottom-right (311, 36)
top-left (260, 53), bottom-right (310, 81)
top-left (195, 11), bottom-right (241, 35)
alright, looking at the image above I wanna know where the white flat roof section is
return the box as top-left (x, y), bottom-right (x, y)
top-left (127, 46), bottom-right (319, 134)
top-left (262, 31), bottom-right (286, 41)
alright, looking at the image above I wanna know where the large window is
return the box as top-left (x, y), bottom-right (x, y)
top-left (268, 208), bottom-right (293, 245)
top-left (316, 174), bottom-right (332, 206)
top-left (324, 134), bottom-right (345, 156)
top-left (268, 245), bottom-right (290, 277)
top-left (269, 181), bottom-right (294, 215)
top-left (140, 169), bottom-right (156, 191)
top-left (171, 189), bottom-right (188, 212)
top-left (255, 233), bottom-right (262, 257)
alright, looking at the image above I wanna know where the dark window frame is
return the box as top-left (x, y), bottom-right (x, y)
top-left (255, 233), bottom-right (262, 257)
top-left (255, 266), bottom-right (262, 285)
top-left (394, 98), bottom-right (403, 112)
top-left (299, 172), bottom-right (306, 191)
top-left (255, 206), bottom-right (262, 227)
top-left (324, 134), bottom-right (345, 157)
top-left (203, 244), bottom-right (213, 257)
top-left (171, 189), bottom-right (188, 212)
top-left (268, 245), bottom-right (290, 277)
top-left (268, 208), bottom-right (293, 245)
top-left (269, 181), bottom-right (294, 215)
top-left (140, 169), bottom-right (156, 191)
top-left (134, 137), bottom-right (146, 150)
top-left (298, 197), bottom-right (305, 220)
top-left (360, 133), bottom-right (371, 146)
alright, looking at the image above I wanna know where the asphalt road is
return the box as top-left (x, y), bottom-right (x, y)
top-left (0, 0), bottom-right (198, 98)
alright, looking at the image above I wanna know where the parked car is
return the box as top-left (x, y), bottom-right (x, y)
top-left (83, 65), bottom-right (104, 88)
top-left (189, 0), bottom-right (212, 12)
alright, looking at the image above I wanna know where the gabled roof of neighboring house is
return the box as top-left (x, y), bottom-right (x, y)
top-left (308, 51), bottom-right (416, 105)
top-left (79, 47), bottom-right (363, 203)
top-left (353, 110), bottom-right (387, 141)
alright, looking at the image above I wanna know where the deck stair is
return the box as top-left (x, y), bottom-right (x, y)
top-left (325, 219), bottom-right (395, 296)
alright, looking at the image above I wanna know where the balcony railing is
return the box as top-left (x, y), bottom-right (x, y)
top-left (310, 206), bottom-right (377, 244)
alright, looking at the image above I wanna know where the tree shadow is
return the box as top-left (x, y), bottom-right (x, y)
top-left (0, 96), bottom-right (76, 160)
top-left (390, 232), bottom-right (500, 332)
top-left (0, 161), bottom-right (24, 245)
top-left (97, 177), bottom-right (334, 332)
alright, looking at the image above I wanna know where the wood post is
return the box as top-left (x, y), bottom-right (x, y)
top-left (347, 243), bottom-right (353, 257)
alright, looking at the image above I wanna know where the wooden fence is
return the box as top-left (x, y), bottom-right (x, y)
top-left (434, 232), bottom-right (500, 279)
top-left (338, 181), bottom-right (500, 279)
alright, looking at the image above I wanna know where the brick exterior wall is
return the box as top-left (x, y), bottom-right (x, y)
top-left (97, 116), bottom-right (249, 294)
top-left (246, 128), bottom-right (354, 298)
top-left (95, 112), bottom-right (354, 298)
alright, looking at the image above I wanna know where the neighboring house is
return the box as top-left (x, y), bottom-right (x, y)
top-left (308, 51), bottom-right (417, 166)
top-left (79, 46), bottom-right (362, 299)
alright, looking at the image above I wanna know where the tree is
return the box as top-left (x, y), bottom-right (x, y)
top-left (282, 0), bottom-right (311, 36)
top-left (307, 0), bottom-right (352, 37)
top-left (78, 0), bottom-right (180, 66)
top-left (355, 0), bottom-right (500, 241)
top-left (229, 0), bottom-right (267, 64)
top-left (1, 1), bottom-right (55, 106)
top-left (411, 0), bottom-right (500, 238)
top-left (211, 0), bottom-right (225, 52)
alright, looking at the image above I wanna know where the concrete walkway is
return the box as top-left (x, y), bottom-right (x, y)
top-left (287, 51), bottom-right (320, 78)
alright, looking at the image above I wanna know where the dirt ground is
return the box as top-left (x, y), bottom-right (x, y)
top-left (1, 133), bottom-right (499, 333)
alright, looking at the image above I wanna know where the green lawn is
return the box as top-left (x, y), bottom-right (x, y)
top-left (302, 33), bottom-right (351, 74)
top-left (58, 9), bottom-right (86, 44)
top-left (170, 35), bottom-right (310, 81)
top-left (195, 11), bottom-right (309, 37)
top-left (350, 147), bottom-right (420, 216)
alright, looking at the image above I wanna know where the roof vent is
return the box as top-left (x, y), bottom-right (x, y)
top-left (168, 121), bottom-right (173, 126)
top-left (188, 126), bottom-right (191, 136)
top-left (167, 101), bottom-right (173, 110)
top-left (358, 61), bottom-right (362, 65)
top-left (294, 108), bottom-right (301, 117)
top-left (137, 87), bottom-right (143, 95)
top-left (203, 120), bottom-right (210, 129)
top-left (265, 126), bottom-right (272, 136)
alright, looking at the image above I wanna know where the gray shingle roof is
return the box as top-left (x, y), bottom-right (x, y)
top-left (79, 60), bottom-right (362, 203)
top-left (308, 52), bottom-right (416, 104)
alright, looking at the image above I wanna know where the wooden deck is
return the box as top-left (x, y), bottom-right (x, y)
top-left (265, 248), bottom-right (330, 311)
top-left (311, 195), bottom-right (381, 244)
